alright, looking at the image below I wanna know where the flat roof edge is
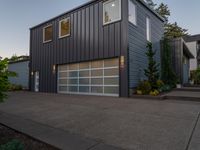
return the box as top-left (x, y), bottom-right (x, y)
top-left (30, 0), bottom-right (165, 30)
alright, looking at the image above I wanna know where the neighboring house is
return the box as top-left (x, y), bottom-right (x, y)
top-left (8, 58), bottom-right (30, 89)
top-left (30, 0), bottom-right (164, 97)
top-left (168, 38), bottom-right (194, 84)
top-left (184, 34), bottom-right (200, 70)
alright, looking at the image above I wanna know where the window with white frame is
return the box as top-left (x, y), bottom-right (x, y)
top-left (146, 17), bottom-right (151, 41)
top-left (43, 25), bottom-right (53, 43)
top-left (103, 0), bottom-right (121, 25)
top-left (128, 0), bottom-right (137, 25)
top-left (59, 18), bottom-right (70, 38)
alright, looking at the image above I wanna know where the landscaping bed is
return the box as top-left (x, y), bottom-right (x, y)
top-left (0, 124), bottom-right (59, 150)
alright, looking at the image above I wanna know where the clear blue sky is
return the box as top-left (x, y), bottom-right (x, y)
top-left (0, 0), bottom-right (199, 58)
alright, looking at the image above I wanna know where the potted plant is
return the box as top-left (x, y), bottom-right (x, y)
top-left (176, 80), bottom-right (181, 88)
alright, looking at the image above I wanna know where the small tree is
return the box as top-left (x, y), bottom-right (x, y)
top-left (161, 38), bottom-right (177, 87)
top-left (0, 59), bottom-right (16, 102)
top-left (155, 3), bottom-right (170, 22)
top-left (144, 42), bottom-right (159, 89)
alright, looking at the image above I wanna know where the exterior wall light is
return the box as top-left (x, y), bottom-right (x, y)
top-left (120, 56), bottom-right (125, 68)
top-left (53, 65), bottom-right (56, 74)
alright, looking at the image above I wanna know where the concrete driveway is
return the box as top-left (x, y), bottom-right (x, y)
top-left (0, 91), bottom-right (200, 150)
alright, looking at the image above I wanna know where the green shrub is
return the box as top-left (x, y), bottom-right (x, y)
top-left (136, 81), bottom-right (151, 95)
top-left (0, 139), bottom-right (24, 150)
top-left (8, 84), bottom-right (23, 91)
top-left (156, 80), bottom-right (164, 89)
top-left (159, 84), bottom-right (171, 92)
top-left (149, 90), bottom-right (159, 96)
top-left (191, 68), bottom-right (200, 84)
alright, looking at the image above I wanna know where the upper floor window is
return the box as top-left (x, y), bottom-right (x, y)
top-left (59, 18), bottom-right (70, 38)
top-left (103, 0), bottom-right (121, 25)
top-left (128, 0), bottom-right (137, 25)
top-left (146, 17), bottom-right (151, 41)
top-left (43, 25), bottom-right (53, 43)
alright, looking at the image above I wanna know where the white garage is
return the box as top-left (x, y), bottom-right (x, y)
top-left (57, 58), bottom-right (119, 96)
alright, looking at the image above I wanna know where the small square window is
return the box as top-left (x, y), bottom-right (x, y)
top-left (103, 0), bottom-right (121, 25)
top-left (43, 25), bottom-right (53, 43)
top-left (129, 0), bottom-right (137, 25)
top-left (59, 18), bottom-right (70, 38)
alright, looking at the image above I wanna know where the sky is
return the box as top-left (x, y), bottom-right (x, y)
top-left (0, 0), bottom-right (199, 58)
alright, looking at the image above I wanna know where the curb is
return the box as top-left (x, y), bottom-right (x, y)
top-left (0, 112), bottom-right (124, 150)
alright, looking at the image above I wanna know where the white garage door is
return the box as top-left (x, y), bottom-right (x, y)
top-left (58, 58), bottom-right (119, 96)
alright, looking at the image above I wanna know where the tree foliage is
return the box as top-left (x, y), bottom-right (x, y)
top-left (155, 3), bottom-right (170, 22)
top-left (144, 42), bottom-right (159, 89)
top-left (0, 59), bottom-right (16, 102)
top-left (164, 22), bottom-right (188, 38)
top-left (144, 0), bottom-right (190, 39)
top-left (161, 38), bottom-right (177, 87)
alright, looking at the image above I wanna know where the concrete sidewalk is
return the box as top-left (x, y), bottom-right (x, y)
top-left (165, 91), bottom-right (200, 101)
top-left (1, 92), bottom-right (200, 150)
top-left (0, 112), bottom-right (123, 150)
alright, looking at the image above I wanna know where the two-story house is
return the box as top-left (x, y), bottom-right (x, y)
top-left (29, 0), bottom-right (164, 97)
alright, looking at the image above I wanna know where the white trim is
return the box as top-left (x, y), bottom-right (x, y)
top-left (146, 16), bottom-right (151, 42)
top-left (58, 91), bottom-right (119, 97)
top-left (128, 0), bottom-right (137, 26)
top-left (43, 24), bottom-right (53, 43)
top-left (59, 17), bottom-right (70, 39)
top-left (103, 0), bottom-right (122, 25)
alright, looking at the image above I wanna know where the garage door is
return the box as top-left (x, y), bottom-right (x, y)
top-left (57, 58), bottom-right (119, 96)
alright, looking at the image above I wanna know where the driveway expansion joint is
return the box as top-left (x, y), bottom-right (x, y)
top-left (185, 112), bottom-right (200, 150)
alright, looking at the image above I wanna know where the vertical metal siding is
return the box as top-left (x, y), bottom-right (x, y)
top-left (30, 0), bottom-right (129, 96)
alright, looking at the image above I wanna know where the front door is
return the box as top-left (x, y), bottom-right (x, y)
top-left (34, 71), bottom-right (39, 92)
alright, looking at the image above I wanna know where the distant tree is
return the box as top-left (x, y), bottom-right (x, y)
top-left (145, 0), bottom-right (190, 39)
top-left (164, 22), bottom-right (189, 38)
top-left (10, 54), bottom-right (18, 62)
top-left (155, 3), bottom-right (170, 22)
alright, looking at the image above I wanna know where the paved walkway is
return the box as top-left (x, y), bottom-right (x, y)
top-left (1, 92), bottom-right (200, 150)
top-left (165, 91), bottom-right (200, 101)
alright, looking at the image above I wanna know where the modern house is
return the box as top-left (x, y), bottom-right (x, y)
top-left (168, 38), bottom-right (194, 84)
top-left (8, 56), bottom-right (30, 89)
top-left (184, 34), bottom-right (200, 71)
top-left (29, 0), bottom-right (164, 97)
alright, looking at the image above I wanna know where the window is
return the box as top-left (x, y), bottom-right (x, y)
top-left (59, 18), bottom-right (70, 38)
top-left (103, 0), bottom-right (121, 25)
top-left (128, 0), bottom-right (137, 25)
top-left (146, 17), bottom-right (151, 41)
top-left (43, 25), bottom-right (53, 43)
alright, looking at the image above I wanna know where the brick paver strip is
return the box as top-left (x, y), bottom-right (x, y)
top-left (0, 112), bottom-right (123, 150)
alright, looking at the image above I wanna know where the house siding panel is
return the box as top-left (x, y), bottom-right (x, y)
top-left (30, 0), bottom-right (129, 96)
top-left (128, 0), bottom-right (164, 89)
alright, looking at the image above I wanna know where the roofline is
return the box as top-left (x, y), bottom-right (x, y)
top-left (9, 59), bottom-right (30, 64)
top-left (30, 0), bottom-right (165, 30)
top-left (183, 34), bottom-right (200, 42)
top-left (136, 0), bottom-right (165, 22)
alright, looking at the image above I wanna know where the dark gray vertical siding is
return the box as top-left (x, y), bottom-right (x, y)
top-left (120, 0), bottom-right (129, 97)
top-left (128, 0), bottom-right (164, 89)
top-left (94, 3), bottom-right (99, 59)
top-left (30, 0), bottom-right (129, 96)
top-left (98, 2), bottom-right (104, 58)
